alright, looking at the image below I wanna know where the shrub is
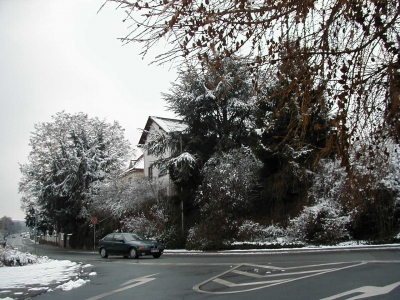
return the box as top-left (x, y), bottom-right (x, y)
top-left (350, 185), bottom-right (397, 239)
top-left (287, 200), bottom-right (351, 244)
top-left (186, 223), bottom-right (233, 250)
top-left (0, 248), bottom-right (38, 267)
top-left (237, 220), bottom-right (285, 242)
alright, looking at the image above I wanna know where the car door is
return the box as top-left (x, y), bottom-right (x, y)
top-left (100, 234), bottom-right (115, 253)
top-left (112, 233), bottom-right (126, 255)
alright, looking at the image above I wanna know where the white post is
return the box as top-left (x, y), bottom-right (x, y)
top-left (180, 134), bottom-right (184, 233)
top-left (34, 211), bottom-right (37, 255)
top-left (181, 198), bottom-right (184, 233)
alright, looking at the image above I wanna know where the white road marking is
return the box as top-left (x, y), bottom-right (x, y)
top-left (194, 262), bottom-right (366, 294)
top-left (86, 274), bottom-right (158, 300)
top-left (119, 273), bottom-right (159, 286)
top-left (231, 270), bottom-right (266, 278)
top-left (232, 267), bottom-right (341, 279)
top-left (243, 263), bottom-right (284, 270)
top-left (213, 277), bottom-right (291, 287)
top-left (321, 281), bottom-right (400, 300)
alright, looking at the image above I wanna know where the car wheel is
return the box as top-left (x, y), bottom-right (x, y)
top-left (100, 247), bottom-right (108, 258)
top-left (152, 254), bottom-right (161, 258)
top-left (129, 247), bottom-right (138, 259)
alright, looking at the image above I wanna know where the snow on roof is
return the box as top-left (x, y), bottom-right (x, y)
top-left (119, 154), bottom-right (144, 177)
top-left (138, 116), bottom-right (188, 145)
top-left (130, 153), bottom-right (144, 169)
top-left (134, 155), bottom-right (144, 169)
top-left (151, 116), bottom-right (188, 133)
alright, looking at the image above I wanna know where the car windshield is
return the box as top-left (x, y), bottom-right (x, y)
top-left (124, 233), bottom-right (145, 241)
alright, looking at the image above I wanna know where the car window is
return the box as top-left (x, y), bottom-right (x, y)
top-left (103, 234), bottom-right (114, 241)
top-left (114, 234), bottom-right (123, 241)
top-left (124, 233), bottom-right (145, 241)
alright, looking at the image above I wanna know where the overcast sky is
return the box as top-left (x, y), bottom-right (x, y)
top-left (0, 0), bottom-right (177, 221)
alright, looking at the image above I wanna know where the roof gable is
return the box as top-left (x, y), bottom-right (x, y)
top-left (138, 116), bottom-right (187, 145)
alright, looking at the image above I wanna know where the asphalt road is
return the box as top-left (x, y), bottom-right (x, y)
top-left (16, 239), bottom-right (400, 299)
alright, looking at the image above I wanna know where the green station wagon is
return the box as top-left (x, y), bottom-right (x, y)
top-left (98, 232), bottom-right (164, 259)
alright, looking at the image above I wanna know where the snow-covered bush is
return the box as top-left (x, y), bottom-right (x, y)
top-left (284, 159), bottom-right (351, 244)
top-left (157, 225), bottom-right (183, 249)
top-left (186, 225), bottom-right (208, 250)
top-left (121, 213), bottom-right (157, 238)
top-left (0, 248), bottom-right (40, 267)
top-left (186, 220), bottom-right (239, 250)
top-left (287, 200), bottom-right (351, 244)
top-left (237, 220), bottom-right (286, 242)
top-left (350, 184), bottom-right (398, 239)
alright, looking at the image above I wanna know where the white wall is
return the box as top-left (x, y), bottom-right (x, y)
top-left (142, 122), bottom-right (174, 195)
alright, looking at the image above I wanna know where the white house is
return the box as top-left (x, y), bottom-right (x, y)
top-left (119, 154), bottom-right (145, 182)
top-left (138, 116), bottom-right (188, 196)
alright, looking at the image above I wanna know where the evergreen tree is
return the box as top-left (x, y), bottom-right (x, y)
top-left (163, 56), bottom-right (258, 170)
top-left (252, 50), bottom-right (331, 219)
top-left (19, 112), bottom-right (131, 246)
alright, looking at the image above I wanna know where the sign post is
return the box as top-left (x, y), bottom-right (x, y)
top-left (92, 217), bottom-right (98, 251)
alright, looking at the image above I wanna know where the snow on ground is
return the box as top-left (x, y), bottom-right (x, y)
top-left (0, 246), bottom-right (93, 300)
top-left (0, 258), bottom-right (85, 289)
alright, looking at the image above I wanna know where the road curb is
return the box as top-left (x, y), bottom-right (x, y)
top-left (164, 244), bottom-right (400, 255)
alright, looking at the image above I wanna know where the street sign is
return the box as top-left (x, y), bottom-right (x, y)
top-left (92, 217), bottom-right (98, 224)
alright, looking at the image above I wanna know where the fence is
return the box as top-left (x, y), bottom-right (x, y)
top-left (38, 232), bottom-right (72, 248)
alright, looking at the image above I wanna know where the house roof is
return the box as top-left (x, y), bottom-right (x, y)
top-left (138, 116), bottom-right (188, 145)
top-left (130, 153), bottom-right (144, 169)
top-left (119, 154), bottom-right (144, 178)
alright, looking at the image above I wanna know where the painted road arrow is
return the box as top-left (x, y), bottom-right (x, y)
top-left (86, 273), bottom-right (159, 300)
top-left (321, 281), bottom-right (400, 300)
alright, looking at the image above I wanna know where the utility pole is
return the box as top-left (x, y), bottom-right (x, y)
top-left (180, 134), bottom-right (184, 234)
top-left (92, 217), bottom-right (98, 251)
top-left (34, 210), bottom-right (37, 255)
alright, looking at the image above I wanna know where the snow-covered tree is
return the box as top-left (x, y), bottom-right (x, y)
top-left (91, 178), bottom-right (157, 220)
top-left (187, 146), bottom-right (262, 249)
top-left (250, 46), bottom-right (332, 220)
top-left (19, 112), bottom-right (132, 238)
top-left (90, 178), bottom-right (175, 243)
top-left (142, 57), bottom-right (258, 183)
top-left (347, 137), bottom-right (400, 239)
top-left (0, 216), bottom-right (13, 235)
top-left (165, 57), bottom-right (257, 156)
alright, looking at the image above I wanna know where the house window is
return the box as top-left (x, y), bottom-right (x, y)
top-left (148, 165), bottom-right (153, 179)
